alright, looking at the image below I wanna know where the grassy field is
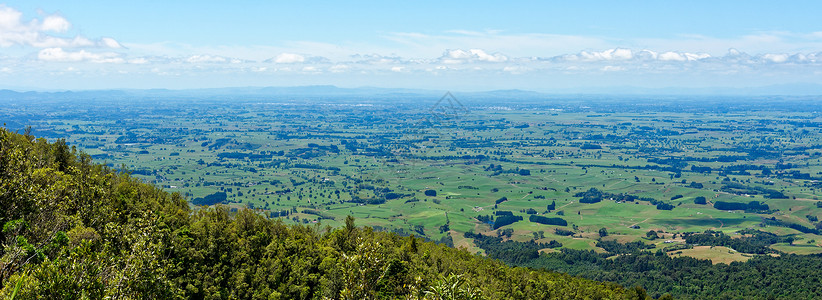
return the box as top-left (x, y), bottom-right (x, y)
top-left (8, 96), bottom-right (822, 260)
top-left (669, 246), bottom-right (752, 264)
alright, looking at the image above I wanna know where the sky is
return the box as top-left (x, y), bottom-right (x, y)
top-left (1, 1), bottom-right (822, 92)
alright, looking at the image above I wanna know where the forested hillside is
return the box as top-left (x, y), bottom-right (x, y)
top-left (468, 228), bottom-right (822, 299)
top-left (0, 127), bottom-right (645, 299)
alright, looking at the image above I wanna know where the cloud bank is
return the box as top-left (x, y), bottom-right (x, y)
top-left (0, 5), bottom-right (121, 49)
top-left (2, 4), bottom-right (822, 91)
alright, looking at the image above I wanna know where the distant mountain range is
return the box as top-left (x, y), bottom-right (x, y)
top-left (0, 86), bottom-right (440, 102)
top-left (1, 83), bottom-right (821, 102)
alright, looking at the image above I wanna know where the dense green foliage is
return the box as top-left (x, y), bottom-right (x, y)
top-left (0, 128), bottom-right (643, 299)
top-left (712, 200), bottom-right (769, 212)
top-left (463, 232), bottom-right (561, 265)
top-left (465, 225), bottom-right (822, 299)
top-left (761, 217), bottom-right (821, 235)
top-left (491, 215), bottom-right (522, 230)
top-left (533, 249), bottom-right (822, 299)
top-left (528, 215), bottom-right (567, 226)
top-left (573, 188), bottom-right (674, 210)
top-left (681, 230), bottom-right (790, 254)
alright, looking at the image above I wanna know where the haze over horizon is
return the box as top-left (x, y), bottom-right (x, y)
top-left (1, 1), bottom-right (822, 93)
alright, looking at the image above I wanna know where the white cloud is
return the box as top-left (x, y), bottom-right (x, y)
top-left (601, 65), bottom-right (624, 72)
top-left (264, 52), bottom-right (330, 64)
top-left (503, 65), bottom-right (530, 74)
top-left (762, 53), bottom-right (789, 63)
top-left (40, 15), bottom-right (70, 32)
top-left (655, 51), bottom-right (710, 62)
top-left (684, 52), bottom-right (711, 61)
top-left (470, 49), bottom-right (508, 62)
top-left (185, 54), bottom-right (228, 63)
top-left (441, 49), bottom-right (473, 63)
top-left (792, 52), bottom-right (822, 63)
top-left (553, 48), bottom-right (713, 64)
top-left (577, 48), bottom-right (633, 61)
top-left (658, 52), bottom-right (686, 61)
top-left (38, 47), bottom-right (124, 63)
top-left (385, 31), bottom-right (610, 58)
top-left (4, 13), bottom-right (821, 91)
top-left (0, 5), bottom-right (121, 48)
top-left (353, 54), bottom-right (398, 64)
top-left (128, 57), bottom-right (149, 64)
top-left (635, 50), bottom-right (658, 60)
top-left (100, 37), bottom-right (123, 49)
top-left (329, 64), bottom-right (349, 73)
top-left (301, 66), bottom-right (321, 74)
top-left (272, 53), bottom-right (305, 63)
top-left (440, 49), bottom-right (508, 64)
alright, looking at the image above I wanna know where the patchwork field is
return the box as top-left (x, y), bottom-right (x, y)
top-left (5, 95), bottom-right (822, 259)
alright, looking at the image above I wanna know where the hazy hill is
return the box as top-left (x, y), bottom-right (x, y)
top-left (2, 83), bottom-right (822, 104)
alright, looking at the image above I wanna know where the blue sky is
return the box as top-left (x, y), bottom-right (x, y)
top-left (1, 1), bottom-right (822, 92)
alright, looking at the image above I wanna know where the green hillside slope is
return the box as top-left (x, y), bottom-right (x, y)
top-left (0, 127), bottom-right (645, 299)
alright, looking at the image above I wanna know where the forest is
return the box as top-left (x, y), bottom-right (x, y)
top-left (468, 225), bottom-right (822, 299)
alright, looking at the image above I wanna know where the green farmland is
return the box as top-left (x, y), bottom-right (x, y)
top-left (7, 95), bottom-right (822, 258)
